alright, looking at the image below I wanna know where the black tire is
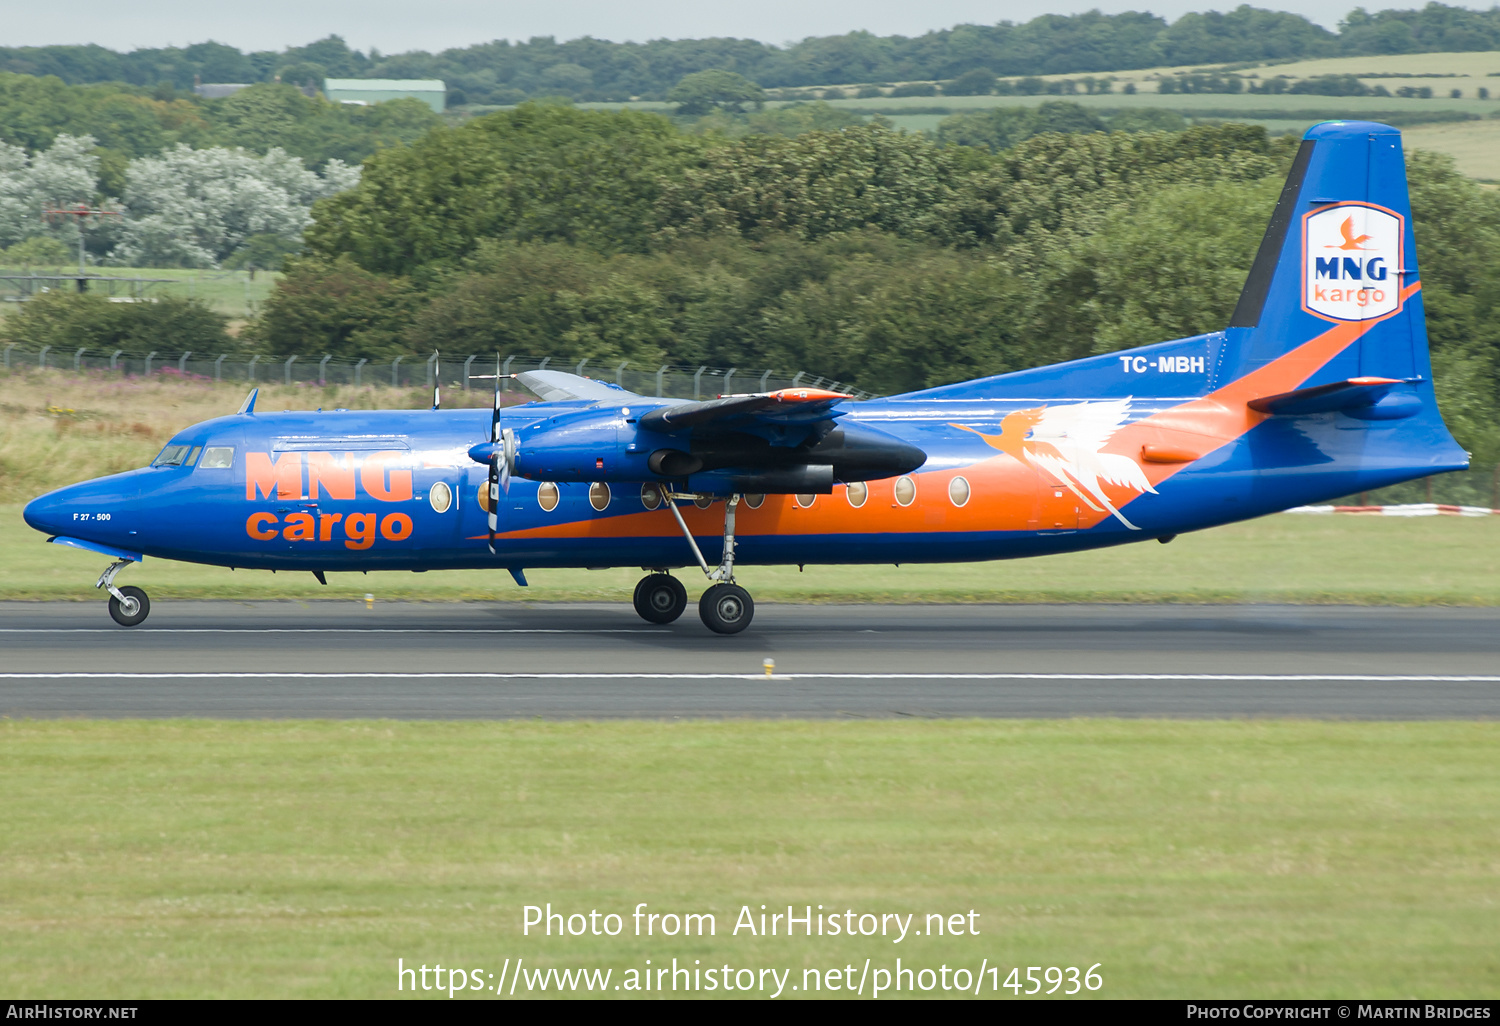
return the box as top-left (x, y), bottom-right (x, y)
top-left (633, 573), bottom-right (687, 624)
top-left (698, 583), bottom-right (754, 635)
top-left (108, 585), bottom-right (150, 627)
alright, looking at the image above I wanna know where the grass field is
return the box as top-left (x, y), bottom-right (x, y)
top-left (0, 267), bottom-right (281, 321)
top-left (1, 719), bottom-right (1495, 998)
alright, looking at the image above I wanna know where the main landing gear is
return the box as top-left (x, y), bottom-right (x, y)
top-left (99, 558), bottom-right (150, 627)
top-left (631, 492), bottom-right (755, 634)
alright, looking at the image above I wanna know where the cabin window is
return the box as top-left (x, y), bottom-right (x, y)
top-left (894, 476), bottom-right (916, 507)
top-left (429, 482), bottom-right (452, 514)
top-left (198, 447), bottom-right (233, 469)
top-left (795, 493), bottom-right (816, 508)
top-left (845, 481), bottom-right (868, 508)
top-left (151, 444), bottom-right (191, 467)
top-left (589, 482), bottom-right (611, 511)
top-left (693, 495), bottom-right (714, 509)
top-left (640, 483), bottom-right (663, 510)
top-left (537, 482), bottom-right (560, 512)
top-left (743, 493), bottom-right (765, 509)
top-left (948, 476), bottom-right (970, 507)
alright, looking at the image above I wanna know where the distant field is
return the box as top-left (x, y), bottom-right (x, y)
top-left (2, 719), bottom-right (1495, 998)
top-left (1401, 119), bottom-right (1500, 179)
top-left (0, 267), bottom-right (280, 320)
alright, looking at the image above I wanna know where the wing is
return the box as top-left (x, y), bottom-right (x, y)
top-left (637, 388), bottom-right (851, 432)
top-left (515, 370), bottom-right (645, 403)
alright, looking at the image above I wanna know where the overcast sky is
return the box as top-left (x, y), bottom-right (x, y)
top-left (4, 1), bottom-right (1383, 54)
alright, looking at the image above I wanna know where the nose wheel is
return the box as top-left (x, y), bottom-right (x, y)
top-left (633, 573), bottom-right (688, 624)
top-left (97, 558), bottom-right (149, 627)
top-left (108, 586), bottom-right (150, 627)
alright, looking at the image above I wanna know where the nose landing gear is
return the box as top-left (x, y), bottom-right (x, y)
top-left (98, 558), bottom-right (150, 627)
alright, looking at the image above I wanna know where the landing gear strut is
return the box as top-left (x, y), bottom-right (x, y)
top-left (650, 492), bottom-right (755, 635)
top-left (99, 558), bottom-right (149, 627)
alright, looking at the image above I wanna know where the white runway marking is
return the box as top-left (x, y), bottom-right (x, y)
top-left (0, 628), bottom-right (666, 635)
top-left (2, 672), bottom-right (1498, 682)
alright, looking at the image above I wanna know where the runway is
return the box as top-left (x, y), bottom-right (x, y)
top-left (1, 601), bottom-right (1497, 718)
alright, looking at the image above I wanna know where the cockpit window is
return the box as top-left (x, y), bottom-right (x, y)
top-left (152, 444), bottom-right (192, 468)
top-left (186, 446), bottom-right (201, 467)
top-left (198, 446), bottom-right (234, 469)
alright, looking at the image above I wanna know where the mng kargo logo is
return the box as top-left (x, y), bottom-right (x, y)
top-left (1302, 202), bottom-right (1404, 322)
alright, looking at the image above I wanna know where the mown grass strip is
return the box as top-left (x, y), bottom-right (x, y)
top-left (1, 719), bottom-right (1495, 998)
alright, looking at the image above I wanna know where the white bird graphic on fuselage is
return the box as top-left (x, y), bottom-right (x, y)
top-left (957, 398), bottom-right (1157, 529)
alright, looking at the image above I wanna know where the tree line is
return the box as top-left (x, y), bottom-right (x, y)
top-left (4, 5), bottom-right (1500, 107)
top-left (0, 74), bottom-right (440, 171)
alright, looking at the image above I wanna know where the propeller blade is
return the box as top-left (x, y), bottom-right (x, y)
top-left (488, 355), bottom-right (501, 555)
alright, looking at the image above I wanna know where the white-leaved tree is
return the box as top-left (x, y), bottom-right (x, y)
top-left (0, 134), bottom-right (102, 252)
top-left (110, 145), bottom-right (359, 268)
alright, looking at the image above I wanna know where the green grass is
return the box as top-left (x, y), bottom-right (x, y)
top-left (0, 719), bottom-right (1495, 998)
top-left (0, 267), bottom-right (280, 320)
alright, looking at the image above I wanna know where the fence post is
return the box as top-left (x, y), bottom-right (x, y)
top-left (178, 351), bottom-right (191, 374)
top-left (722, 367), bottom-right (736, 395)
top-left (576, 358), bottom-right (588, 377)
top-left (462, 355), bottom-right (476, 391)
top-left (111, 349), bottom-right (123, 372)
top-left (693, 366), bottom-right (706, 400)
top-left (791, 371), bottom-right (805, 388)
top-left (3, 344), bottom-right (13, 369)
top-left (502, 355), bottom-right (515, 378)
top-left (759, 369), bottom-right (772, 392)
top-left (355, 358), bottom-right (367, 386)
top-left (284, 354), bottom-right (297, 385)
top-left (657, 365), bottom-right (668, 396)
top-left (537, 357), bottom-right (550, 371)
top-left (615, 361), bottom-right (627, 385)
top-left (426, 352), bottom-right (438, 389)
top-left (318, 354), bottom-right (331, 385)
top-left (391, 355), bottom-right (403, 387)
top-left (144, 351), bottom-right (156, 376)
top-left (38, 345), bottom-right (49, 369)
top-left (74, 348), bottom-right (86, 372)
top-left (247, 355), bottom-right (259, 382)
top-left (215, 354), bottom-right (226, 382)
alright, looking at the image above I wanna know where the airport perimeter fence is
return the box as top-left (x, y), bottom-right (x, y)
top-left (0, 344), bottom-right (877, 402)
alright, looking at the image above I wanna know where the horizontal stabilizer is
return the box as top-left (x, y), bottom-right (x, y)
top-left (639, 389), bottom-right (850, 431)
top-left (1248, 377), bottom-right (1415, 416)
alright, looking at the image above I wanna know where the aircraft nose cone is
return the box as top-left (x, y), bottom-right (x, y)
top-left (23, 490), bottom-right (68, 536)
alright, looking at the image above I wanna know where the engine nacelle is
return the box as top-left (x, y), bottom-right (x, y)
top-left (489, 404), bottom-right (928, 491)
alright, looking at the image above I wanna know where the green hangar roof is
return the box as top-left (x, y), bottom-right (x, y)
top-left (324, 79), bottom-right (446, 113)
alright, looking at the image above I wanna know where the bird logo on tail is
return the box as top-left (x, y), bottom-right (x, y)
top-left (1330, 215), bottom-right (1375, 250)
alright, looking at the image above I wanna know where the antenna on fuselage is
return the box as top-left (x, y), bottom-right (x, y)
top-left (237, 388), bottom-right (258, 415)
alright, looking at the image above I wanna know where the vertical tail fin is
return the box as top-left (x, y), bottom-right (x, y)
top-left (1221, 120), bottom-right (1425, 386)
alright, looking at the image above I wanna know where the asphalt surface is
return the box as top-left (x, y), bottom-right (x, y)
top-left (0, 601), bottom-right (1497, 719)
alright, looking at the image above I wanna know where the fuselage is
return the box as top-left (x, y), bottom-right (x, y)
top-left (21, 375), bottom-right (1462, 576)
